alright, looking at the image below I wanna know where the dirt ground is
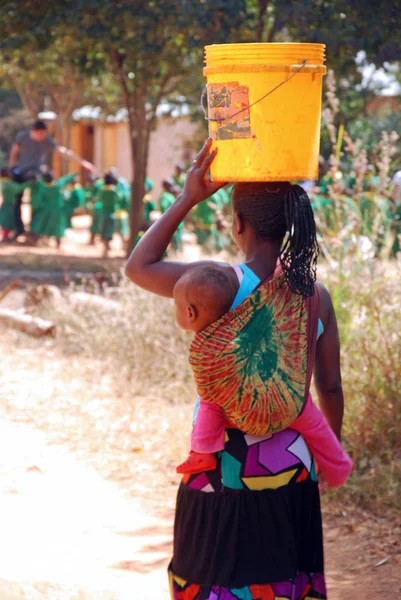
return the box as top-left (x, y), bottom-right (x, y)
top-left (0, 218), bottom-right (400, 599)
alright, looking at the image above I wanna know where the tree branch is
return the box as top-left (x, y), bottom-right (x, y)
top-left (266, 13), bottom-right (278, 42)
top-left (256, 0), bottom-right (269, 42)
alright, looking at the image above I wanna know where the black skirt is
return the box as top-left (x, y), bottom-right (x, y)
top-left (169, 427), bottom-right (326, 599)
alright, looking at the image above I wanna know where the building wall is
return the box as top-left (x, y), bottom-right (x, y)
top-left (147, 117), bottom-right (198, 197)
top-left (116, 123), bottom-right (132, 181)
top-left (54, 116), bottom-right (199, 195)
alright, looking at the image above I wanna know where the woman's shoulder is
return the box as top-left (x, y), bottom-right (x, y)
top-left (315, 280), bottom-right (334, 330)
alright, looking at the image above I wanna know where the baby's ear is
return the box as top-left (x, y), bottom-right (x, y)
top-left (233, 211), bottom-right (244, 234)
top-left (187, 304), bottom-right (197, 323)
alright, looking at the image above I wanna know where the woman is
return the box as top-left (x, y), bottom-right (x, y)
top-left (125, 140), bottom-right (344, 600)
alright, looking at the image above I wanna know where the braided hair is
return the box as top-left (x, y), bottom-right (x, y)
top-left (232, 182), bottom-right (319, 298)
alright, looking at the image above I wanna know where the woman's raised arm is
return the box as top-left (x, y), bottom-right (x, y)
top-left (125, 139), bottom-right (227, 298)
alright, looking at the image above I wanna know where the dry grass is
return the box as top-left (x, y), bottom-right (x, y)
top-left (0, 283), bottom-right (197, 511)
top-left (323, 260), bottom-right (401, 511)
top-left (2, 258), bottom-right (401, 515)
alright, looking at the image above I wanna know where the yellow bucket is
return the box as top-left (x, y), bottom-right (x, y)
top-left (203, 43), bottom-right (326, 182)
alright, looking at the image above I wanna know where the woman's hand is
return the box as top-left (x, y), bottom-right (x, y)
top-left (182, 139), bottom-right (227, 207)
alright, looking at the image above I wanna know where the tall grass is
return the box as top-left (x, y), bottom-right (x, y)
top-left (35, 260), bottom-right (401, 512)
top-left (318, 69), bottom-right (399, 270)
top-left (42, 281), bottom-right (195, 402)
top-left (317, 72), bottom-right (401, 510)
top-left (323, 262), bottom-right (401, 511)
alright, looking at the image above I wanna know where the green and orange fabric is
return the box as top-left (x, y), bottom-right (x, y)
top-left (189, 270), bottom-right (318, 437)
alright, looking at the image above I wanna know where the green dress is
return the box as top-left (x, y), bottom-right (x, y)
top-left (173, 172), bottom-right (186, 189)
top-left (193, 193), bottom-right (222, 250)
top-left (98, 185), bottom-right (121, 241)
top-left (0, 178), bottom-right (30, 231)
top-left (65, 184), bottom-right (85, 229)
top-left (143, 193), bottom-right (156, 225)
top-left (90, 179), bottom-right (105, 236)
top-left (31, 174), bottom-right (77, 238)
top-left (114, 180), bottom-right (130, 238)
top-left (159, 191), bottom-right (183, 251)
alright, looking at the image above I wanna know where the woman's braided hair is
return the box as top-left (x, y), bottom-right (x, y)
top-left (232, 182), bottom-right (319, 298)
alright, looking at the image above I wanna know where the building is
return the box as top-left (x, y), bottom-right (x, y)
top-left (51, 109), bottom-right (200, 196)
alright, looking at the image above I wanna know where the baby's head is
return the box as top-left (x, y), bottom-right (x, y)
top-left (173, 265), bottom-right (236, 333)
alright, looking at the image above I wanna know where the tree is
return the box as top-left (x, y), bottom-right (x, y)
top-left (1, 0), bottom-right (246, 247)
top-left (69, 0), bottom-right (246, 248)
top-left (2, 0), bottom-right (399, 244)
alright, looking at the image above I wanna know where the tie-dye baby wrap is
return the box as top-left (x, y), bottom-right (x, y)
top-left (189, 272), bottom-right (309, 436)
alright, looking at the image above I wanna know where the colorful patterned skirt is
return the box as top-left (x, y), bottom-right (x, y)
top-left (169, 427), bottom-right (326, 600)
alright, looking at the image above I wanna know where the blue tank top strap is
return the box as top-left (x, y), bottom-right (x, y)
top-left (230, 263), bottom-right (324, 338)
top-left (230, 263), bottom-right (261, 310)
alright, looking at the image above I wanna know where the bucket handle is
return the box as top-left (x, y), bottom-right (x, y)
top-left (201, 60), bottom-right (307, 122)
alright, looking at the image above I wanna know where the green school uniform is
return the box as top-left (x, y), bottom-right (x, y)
top-left (65, 183), bottom-right (85, 229)
top-left (114, 182), bottom-right (130, 238)
top-left (98, 185), bottom-right (121, 241)
top-left (0, 178), bottom-right (30, 232)
top-left (30, 181), bottom-right (45, 232)
top-left (143, 193), bottom-right (156, 225)
top-left (92, 178), bottom-right (104, 199)
top-left (193, 193), bottom-right (222, 250)
top-left (159, 191), bottom-right (183, 251)
top-left (88, 179), bottom-right (104, 236)
top-left (173, 172), bottom-right (186, 189)
top-left (31, 173), bottom-right (77, 238)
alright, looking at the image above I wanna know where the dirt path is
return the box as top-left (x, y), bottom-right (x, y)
top-left (0, 412), bottom-right (399, 600)
top-left (0, 416), bottom-right (172, 600)
top-left (0, 389), bottom-right (399, 599)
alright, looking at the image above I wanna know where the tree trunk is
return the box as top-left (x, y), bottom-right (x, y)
top-left (56, 111), bottom-right (74, 176)
top-left (256, 0), bottom-right (269, 42)
top-left (127, 93), bottom-right (151, 254)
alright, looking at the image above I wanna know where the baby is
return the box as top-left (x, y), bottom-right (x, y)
top-left (173, 264), bottom-right (353, 487)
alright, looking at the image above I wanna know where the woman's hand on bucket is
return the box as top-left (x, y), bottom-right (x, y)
top-left (181, 139), bottom-right (227, 207)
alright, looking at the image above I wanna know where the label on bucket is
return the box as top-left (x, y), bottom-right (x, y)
top-left (208, 81), bottom-right (251, 141)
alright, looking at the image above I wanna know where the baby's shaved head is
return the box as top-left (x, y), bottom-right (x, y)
top-left (178, 265), bottom-right (236, 324)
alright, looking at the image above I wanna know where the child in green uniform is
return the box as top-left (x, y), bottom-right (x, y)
top-left (31, 172), bottom-right (78, 248)
top-left (89, 175), bottom-right (105, 245)
top-left (143, 178), bottom-right (156, 226)
top-left (29, 175), bottom-right (44, 237)
top-left (98, 173), bottom-right (122, 257)
top-left (0, 168), bottom-right (31, 240)
top-left (130, 178), bottom-right (156, 252)
top-left (173, 163), bottom-right (186, 189)
top-left (193, 192), bottom-right (222, 251)
top-left (159, 179), bottom-right (183, 252)
top-left (65, 176), bottom-right (85, 229)
top-left (112, 174), bottom-right (130, 245)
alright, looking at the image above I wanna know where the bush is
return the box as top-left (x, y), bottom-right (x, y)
top-left (322, 262), bottom-right (401, 510)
